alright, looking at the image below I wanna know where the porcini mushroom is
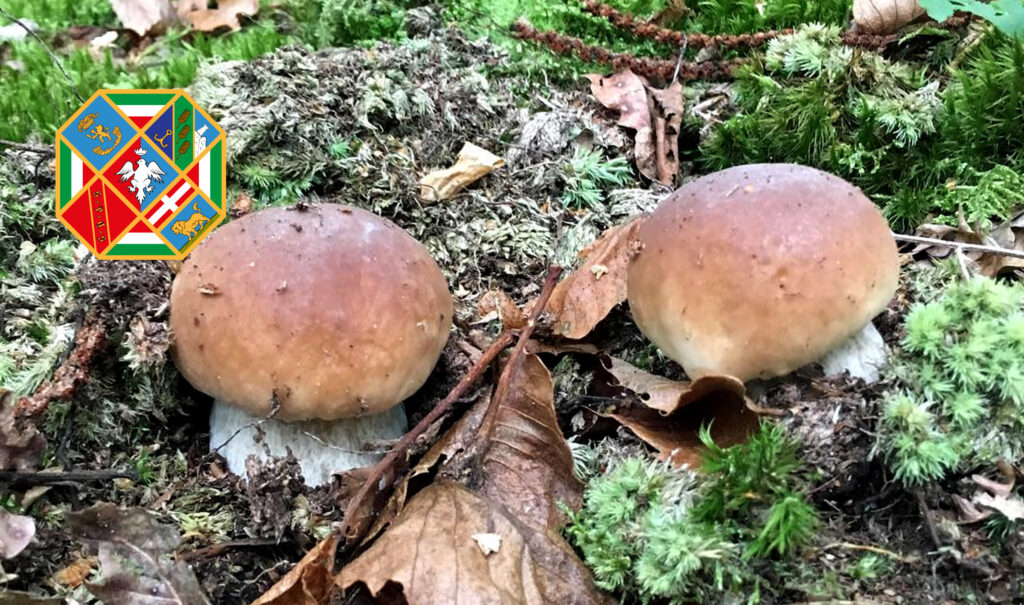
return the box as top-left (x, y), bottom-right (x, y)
top-left (169, 204), bottom-right (453, 486)
top-left (627, 163), bottom-right (899, 382)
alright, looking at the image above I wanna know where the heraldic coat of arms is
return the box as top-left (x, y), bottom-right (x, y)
top-left (56, 89), bottom-right (226, 260)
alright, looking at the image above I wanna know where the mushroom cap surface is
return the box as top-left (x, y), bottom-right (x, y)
top-left (627, 163), bottom-right (899, 382)
top-left (170, 204), bottom-right (453, 421)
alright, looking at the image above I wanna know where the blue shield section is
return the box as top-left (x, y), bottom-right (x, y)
top-left (191, 110), bottom-right (216, 159)
top-left (144, 107), bottom-right (175, 158)
top-left (63, 96), bottom-right (134, 172)
top-left (160, 194), bottom-right (217, 251)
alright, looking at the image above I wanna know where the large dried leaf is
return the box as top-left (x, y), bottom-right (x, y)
top-left (0, 510), bottom-right (35, 559)
top-left (185, 0), bottom-right (258, 32)
top-left (541, 217), bottom-right (644, 339)
top-left (337, 354), bottom-right (611, 604)
top-left (0, 390), bottom-right (45, 471)
top-left (974, 492), bottom-right (1024, 521)
top-left (586, 71), bottom-right (682, 185)
top-left (600, 356), bottom-right (745, 415)
top-left (852, 0), bottom-right (926, 34)
top-left (251, 532), bottom-right (339, 605)
top-left (418, 142), bottom-right (505, 203)
top-left (67, 503), bottom-right (210, 605)
top-left (108, 0), bottom-right (179, 36)
top-left (596, 357), bottom-right (757, 468)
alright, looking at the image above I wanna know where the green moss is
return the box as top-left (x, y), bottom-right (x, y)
top-left (565, 422), bottom-right (819, 603)
top-left (877, 278), bottom-right (1024, 485)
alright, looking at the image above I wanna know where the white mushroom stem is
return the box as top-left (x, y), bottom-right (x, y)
top-left (819, 322), bottom-right (888, 383)
top-left (209, 400), bottom-right (408, 487)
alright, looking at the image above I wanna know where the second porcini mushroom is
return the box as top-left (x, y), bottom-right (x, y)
top-left (169, 204), bottom-right (453, 486)
top-left (627, 163), bottom-right (899, 382)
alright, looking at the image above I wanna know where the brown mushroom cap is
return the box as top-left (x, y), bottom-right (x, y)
top-left (170, 204), bottom-right (453, 421)
top-left (627, 163), bottom-right (899, 382)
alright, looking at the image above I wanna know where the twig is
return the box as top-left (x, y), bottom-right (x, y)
top-left (893, 232), bottom-right (1024, 261)
top-left (822, 541), bottom-right (920, 564)
top-left (179, 538), bottom-right (281, 562)
top-left (337, 331), bottom-right (515, 541)
top-left (0, 140), bottom-right (53, 154)
top-left (0, 6), bottom-right (84, 103)
top-left (337, 266), bottom-right (563, 544)
top-left (915, 491), bottom-right (943, 549)
top-left (0, 468), bottom-right (137, 486)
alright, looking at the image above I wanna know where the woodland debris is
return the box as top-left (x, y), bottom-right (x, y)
top-left (67, 503), bottom-right (210, 605)
top-left (418, 142), bottom-right (505, 203)
top-left (337, 353), bottom-right (611, 604)
top-left (586, 71), bottom-right (682, 185)
top-left (910, 211), bottom-right (1024, 277)
top-left (0, 510), bottom-right (35, 559)
top-left (852, 0), bottom-right (926, 34)
top-left (539, 217), bottom-right (644, 339)
top-left (595, 357), bottom-right (759, 467)
top-left (599, 355), bottom-right (746, 416)
top-left (250, 532), bottom-right (339, 605)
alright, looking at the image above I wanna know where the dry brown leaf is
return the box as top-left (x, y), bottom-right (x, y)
top-left (540, 216), bottom-right (645, 339)
top-left (67, 503), bottom-right (211, 605)
top-left (418, 142), bottom-right (505, 203)
top-left (251, 532), bottom-right (339, 605)
top-left (974, 492), bottom-right (1024, 521)
top-left (477, 290), bottom-right (526, 330)
top-left (52, 557), bottom-right (98, 588)
top-left (0, 510), bottom-right (35, 559)
top-left (586, 71), bottom-right (682, 185)
top-left (914, 211), bottom-right (1024, 277)
top-left (600, 355), bottom-right (745, 416)
top-left (185, 0), bottom-right (259, 32)
top-left (108, 0), bottom-right (179, 36)
top-left (646, 80), bottom-right (683, 186)
top-left (0, 390), bottom-right (46, 471)
top-left (852, 0), bottom-right (925, 34)
top-left (594, 357), bottom-right (757, 467)
top-left (337, 354), bottom-right (611, 604)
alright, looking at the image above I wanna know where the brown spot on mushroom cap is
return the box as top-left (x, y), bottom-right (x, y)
top-left (170, 204), bottom-right (453, 421)
top-left (627, 163), bottom-right (898, 382)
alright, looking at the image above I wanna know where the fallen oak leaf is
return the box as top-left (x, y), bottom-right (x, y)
top-left (67, 503), bottom-right (211, 605)
top-left (586, 70), bottom-right (682, 185)
top-left (251, 532), bottom-right (339, 605)
top-left (974, 491), bottom-right (1024, 522)
top-left (418, 142), bottom-right (505, 203)
top-left (185, 0), bottom-right (258, 32)
top-left (537, 216), bottom-right (645, 339)
top-left (477, 290), bottom-right (526, 330)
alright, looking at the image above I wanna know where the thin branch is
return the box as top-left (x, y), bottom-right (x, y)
top-left (338, 266), bottom-right (563, 544)
top-left (0, 468), bottom-right (137, 485)
top-left (0, 140), bottom-right (53, 154)
top-left (337, 331), bottom-right (515, 542)
top-left (822, 541), bottom-right (920, 564)
top-left (0, 6), bottom-right (84, 103)
top-left (893, 233), bottom-right (1024, 261)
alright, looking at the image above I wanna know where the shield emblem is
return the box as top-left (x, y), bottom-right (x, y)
top-left (56, 89), bottom-right (226, 260)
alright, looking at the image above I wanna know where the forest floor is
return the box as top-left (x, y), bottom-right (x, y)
top-left (1, 1), bottom-right (1023, 604)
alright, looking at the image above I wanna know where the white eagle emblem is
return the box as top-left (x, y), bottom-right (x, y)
top-left (115, 146), bottom-right (165, 205)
